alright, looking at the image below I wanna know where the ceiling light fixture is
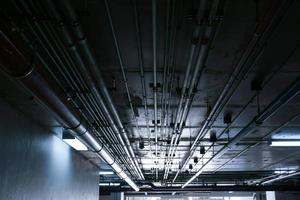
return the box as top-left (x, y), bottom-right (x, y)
top-left (63, 132), bottom-right (88, 151)
top-left (99, 183), bottom-right (120, 186)
top-left (270, 141), bottom-right (300, 147)
top-left (99, 171), bottom-right (114, 175)
top-left (274, 170), bottom-right (296, 174)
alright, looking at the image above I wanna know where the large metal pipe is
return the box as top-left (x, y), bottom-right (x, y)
top-left (0, 29), bottom-right (139, 191)
top-left (44, 0), bottom-right (144, 180)
top-left (182, 75), bottom-right (300, 188)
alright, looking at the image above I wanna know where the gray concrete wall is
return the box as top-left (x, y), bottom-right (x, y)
top-left (0, 100), bottom-right (99, 200)
top-left (275, 191), bottom-right (300, 200)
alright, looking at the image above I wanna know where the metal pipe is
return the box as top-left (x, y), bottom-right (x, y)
top-left (124, 185), bottom-right (300, 193)
top-left (182, 75), bottom-right (300, 188)
top-left (0, 29), bottom-right (139, 191)
top-left (160, 1), bottom-right (178, 168)
top-left (152, 0), bottom-right (158, 180)
top-left (213, 113), bottom-right (300, 173)
top-left (45, 0), bottom-right (144, 180)
top-left (18, 19), bottom-right (134, 172)
top-left (19, 3), bottom-right (130, 170)
top-left (261, 171), bottom-right (300, 185)
top-left (101, 0), bottom-right (145, 179)
top-left (180, 41), bottom-right (300, 180)
top-left (164, 0), bottom-right (221, 180)
top-left (159, 0), bottom-right (171, 173)
top-left (14, 1), bottom-right (127, 164)
top-left (132, 0), bottom-right (152, 157)
top-left (174, 0), bottom-right (294, 182)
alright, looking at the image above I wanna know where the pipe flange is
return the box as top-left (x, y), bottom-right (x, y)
top-left (93, 144), bottom-right (104, 153)
top-left (116, 170), bottom-right (125, 178)
top-left (66, 119), bottom-right (87, 136)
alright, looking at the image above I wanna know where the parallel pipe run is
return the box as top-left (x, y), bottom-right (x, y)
top-left (161, 0), bottom-right (178, 177)
top-left (152, 0), bottom-right (158, 180)
top-left (15, 12), bottom-right (133, 171)
top-left (261, 171), bottom-right (300, 185)
top-left (132, 0), bottom-right (153, 157)
top-left (213, 113), bottom-right (300, 173)
top-left (44, 0), bottom-right (144, 180)
top-left (174, 0), bottom-right (293, 183)
top-left (182, 76), bottom-right (300, 188)
top-left (0, 30), bottom-right (139, 191)
top-left (164, 0), bottom-right (221, 180)
top-left (177, 41), bottom-right (300, 181)
top-left (102, 0), bottom-right (145, 180)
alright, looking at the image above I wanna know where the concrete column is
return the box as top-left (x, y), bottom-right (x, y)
top-left (109, 192), bottom-right (124, 200)
top-left (254, 192), bottom-right (266, 200)
top-left (275, 191), bottom-right (300, 200)
top-left (266, 191), bottom-right (276, 200)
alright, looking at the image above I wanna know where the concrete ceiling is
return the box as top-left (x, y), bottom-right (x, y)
top-left (1, 0), bottom-right (300, 191)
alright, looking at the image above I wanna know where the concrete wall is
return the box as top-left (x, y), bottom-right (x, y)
top-left (0, 100), bottom-right (99, 200)
top-left (275, 191), bottom-right (300, 200)
top-left (100, 192), bottom-right (124, 200)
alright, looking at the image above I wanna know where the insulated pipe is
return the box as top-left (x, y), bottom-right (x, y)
top-left (0, 30), bottom-right (139, 191)
top-left (182, 76), bottom-right (300, 188)
top-left (174, 0), bottom-right (294, 182)
top-left (44, 0), bottom-right (144, 180)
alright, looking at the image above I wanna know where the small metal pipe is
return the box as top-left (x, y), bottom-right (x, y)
top-left (182, 75), bottom-right (300, 188)
top-left (132, 0), bottom-right (153, 157)
top-left (213, 113), bottom-right (300, 173)
top-left (164, 0), bottom-right (220, 180)
top-left (174, 0), bottom-right (294, 183)
top-left (152, 0), bottom-right (158, 180)
top-left (102, 0), bottom-right (145, 179)
top-left (261, 171), bottom-right (300, 185)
